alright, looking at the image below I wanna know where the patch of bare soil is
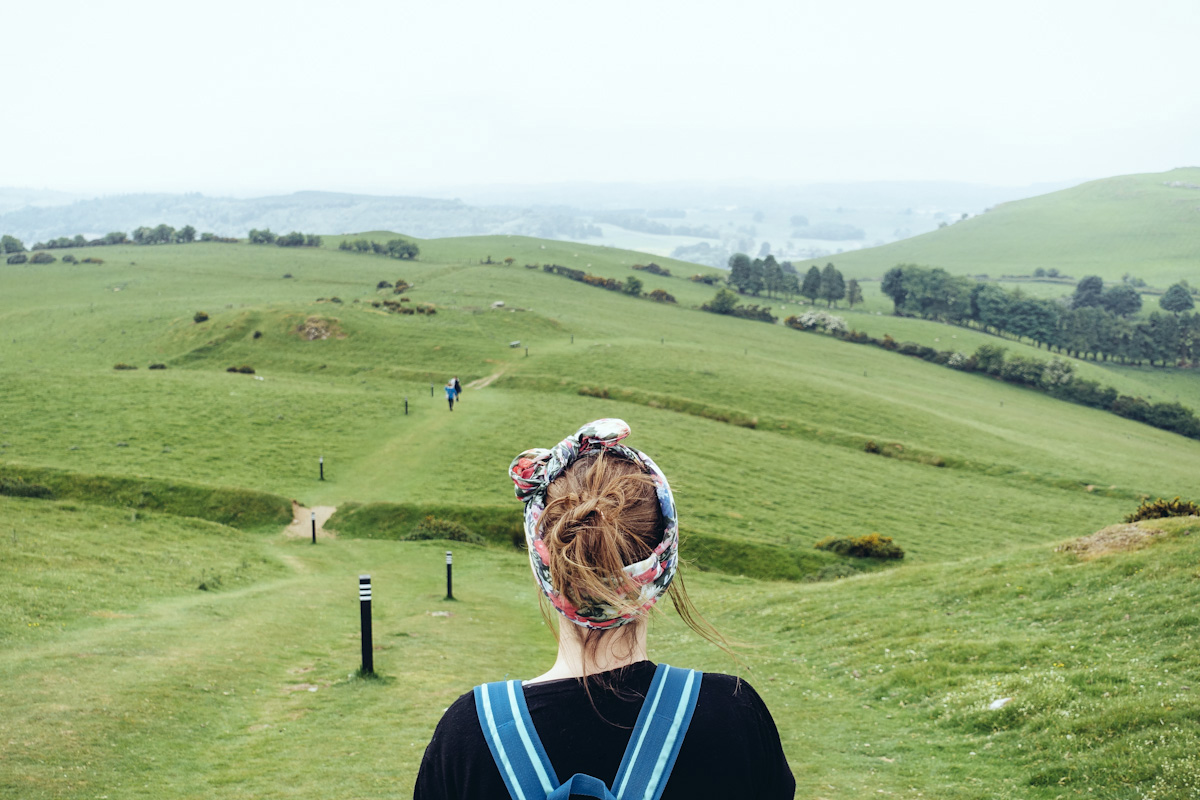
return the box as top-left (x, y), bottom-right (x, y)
top-left (295, 316), bottom-right (345, 341)
top-left (467, 370), bottom-right (503, 389)
top-left (284, 501), bottom-right (337, 540)
top-left (1056, 523), bottom-right (1167, 559)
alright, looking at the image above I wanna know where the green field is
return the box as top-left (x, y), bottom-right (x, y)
top-left (797, 168), bottom-right (1200, 287)
top-left (3, 232), bottom-right (1200, 798)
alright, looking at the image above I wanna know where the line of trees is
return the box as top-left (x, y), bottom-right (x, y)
top-left (788, 312), bottom-right (1200, 441)
top-left (337, 238), bottom-right (419, 259)
top-left (249, 229), bottom-right (322, 247)
top-left (725, 254), bottom-right (862, 309)
top-left (881, 265), bottom-right (1200, 366)
top-left (1, 226), bottom-right (247, 253)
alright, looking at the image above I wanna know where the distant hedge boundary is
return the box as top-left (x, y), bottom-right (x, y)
top-left (0, 464), bottom-right (291, 530)
top-left (327, 502), bottom-right (524, 547)
top-left (326, 500), bottom-right (878, 582)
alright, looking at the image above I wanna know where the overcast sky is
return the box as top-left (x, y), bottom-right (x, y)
top-left (4, 0), bottom-right (1197, 196)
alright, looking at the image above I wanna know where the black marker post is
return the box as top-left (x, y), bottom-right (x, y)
top-left (319, 455), bottom-right (325, 481)
top-left (445, 551), bottom-right (454, 600)
top-left (311, 511), bottom-right (316, 544)
top-left (359, 575), bottom-right (374, 675)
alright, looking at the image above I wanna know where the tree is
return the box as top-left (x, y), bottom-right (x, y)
top-left (761, 255), bottom-right (783, 298)
top-left (1101, 284), bottom-right (1142, 316)
top-left (0, 235), bottom-right (24, 254)
top-left (248, 228), bottom-right (277, 245)
top-left (132, 226), bottom-right (152, 244)
top-left (1160, 283), bottom-right (1195, 314)
top-left (819, 263), bottom-right (845, 307)
top-left (801, 266), bottom-right (822, 304)
top-left (623, 276), bottom-right (643, 295)
top-left (385, 239), bottom-right (419, 259)
top-left (727, 253), bottom-right (752, 294)
top-left (702, 288), bottom-right (740, 315)
top-left (176, 225), bottom-right (196, 243)
top-left (881, 265), bottom-right (907, 315)
top-left (1071, 275), bottom-right (1105, 309)
top-left (103, 231), bottom-right (128, 245)
top-left (746, 258), bottom-right (764, 296)
top-left (151, 224), bottom-right (176, 244)
top-left (846, 278), bottom-right (863, 308)
top-left (781, 271), bottom-right (800, 299)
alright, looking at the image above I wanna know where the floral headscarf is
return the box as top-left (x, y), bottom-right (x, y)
top-left (509, 418), bottom-right (678, 629)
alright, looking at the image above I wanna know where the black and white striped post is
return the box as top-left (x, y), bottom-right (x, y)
top-left (310, 510), bottom-right (316, 544)
top-left (445, 551), bottom-right (454, 600)
top-left (359, 575), bottom-right (374, 675)
top-left (319, 455), bottom-right (325, 481)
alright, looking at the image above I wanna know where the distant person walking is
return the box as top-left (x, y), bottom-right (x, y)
top-left (445, 381), bottom-right (456, 411)
top-left (453, 376), bottom-right (462, 401)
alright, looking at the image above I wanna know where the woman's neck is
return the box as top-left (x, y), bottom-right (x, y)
top-left (526, 621), bottom-right (648, 684)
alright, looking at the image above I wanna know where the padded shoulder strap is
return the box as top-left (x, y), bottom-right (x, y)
top-left (474, 680), bottom-right (560, 800)
top-left (610, 664), bottom-right (703, 800)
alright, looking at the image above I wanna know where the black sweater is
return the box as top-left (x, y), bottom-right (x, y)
top-left (413, 660), bottom-right (795, 799)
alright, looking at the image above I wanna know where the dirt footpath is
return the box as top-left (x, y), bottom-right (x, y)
top-left (284, 501), bottom-right (338, 540)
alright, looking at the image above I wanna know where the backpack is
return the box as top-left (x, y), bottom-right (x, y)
top-left (473, 663), bottom-right (702, 800)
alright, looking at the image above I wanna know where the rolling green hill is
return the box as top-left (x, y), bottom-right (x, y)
top-left (3, 232), bottom-right (1199, 798)
top-left (798, 167), bottom-right (1200, 286)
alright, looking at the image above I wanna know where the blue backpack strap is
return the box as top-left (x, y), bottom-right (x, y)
top-left (547, 774), bottom-right (617, 799)
top-left (474, 680), bottom-right (560, 800)
top-left (610, 664), bottom-right (703, 800)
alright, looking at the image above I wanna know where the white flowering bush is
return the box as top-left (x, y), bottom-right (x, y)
top-left (947, 351), bottom-right (970, 369)
top-left (793, 310), bottom-right (847, 333)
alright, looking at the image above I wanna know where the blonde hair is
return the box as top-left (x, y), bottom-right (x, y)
top-left (538, 451), bottom-right (732, 680)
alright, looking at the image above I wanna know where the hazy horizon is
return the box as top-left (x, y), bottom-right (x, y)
top-left (3, 0), bottom-right (1197, 197)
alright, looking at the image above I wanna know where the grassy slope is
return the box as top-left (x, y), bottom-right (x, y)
top-left (796, 167), bottom-right (1200, 286)
top-left (2, 240), bottom-right (1198, 563)
top-left (3, 500), bottom-right (1197, 799)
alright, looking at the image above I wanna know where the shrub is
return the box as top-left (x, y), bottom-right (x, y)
top-left (329, 297), bottom-right (343, 304)
top-left (193, 311), bottom-right (209, 323)
top-left (647, 288), bottom-right (676, 303)
top-left (148, 363), bottom-right (167, 370)
top-left (282, 273), bottom-right (293, 279)
top-left (227, 365), bottom-right (255, 374)
top-left (406, 515), bottom-right (484, 544)
top-left (814, 532), bottom-right (905, 559)
top-left (7, 254), bottom-right (28, 264)
top-left (1124, 496), bottom-right (1200, 523)
top-left (81, 257), bottom-right (104, 264)
top-left (30, 251), bottom-right (56, 264)
top-left (973, 343), bottom-right (1007, 374)
top-left (804, 563), bottom-right (860, 582)
top-left (113, 363), bottom-right (138, 370)
top-left (393, 280), bottom-right (411, 293)
top-left (880, 334), bottom-right (897, 350)
top-left (946, 351), bottom-right (973, 370)
top-left (62, 254), bottom-right (77, 264)
top-left (843, 329), bottom-right (875, 344)
top-left (376, 280), bottom-right (393, 289)
top-left (897, 341), bottom-right (937, 360)
top-left (864, 440), bottom-right (881, 454)
top-left (632, 262), bottom-right (671, 276)
top-left (252, 330), bottom-right (262, 339)
top-left (0, 477), bottom-right (53, 499)
top-left (786, 310), bottom-right (846, 333)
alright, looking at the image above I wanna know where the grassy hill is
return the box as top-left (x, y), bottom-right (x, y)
top-left (797, 167), bottom-right (1200, 287)
top-left (3, 232), bottom-right (1199, 798)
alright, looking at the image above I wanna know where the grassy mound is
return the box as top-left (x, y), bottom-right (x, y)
top-left (0, 464), bottom-right (291, 530)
